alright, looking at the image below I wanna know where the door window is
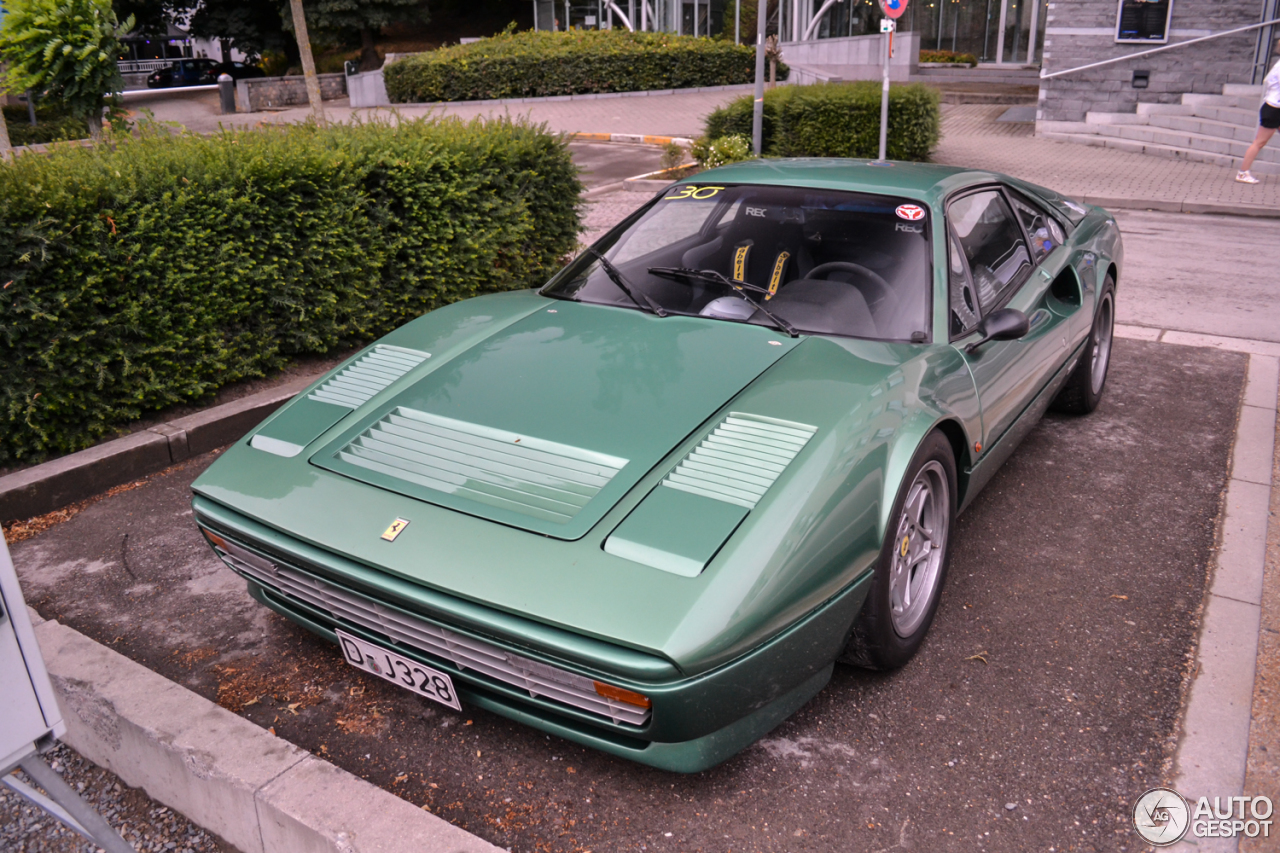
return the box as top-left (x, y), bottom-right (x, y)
top-left (948, 232), bottom-right (981, 337)
top-left (947, 190), bottom-right (1033, 312)
top-left (1009, 192), bottom-right (1066, 265)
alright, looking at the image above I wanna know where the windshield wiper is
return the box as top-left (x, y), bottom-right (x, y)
top-left (648, 266), bottom-right (799, 338)
top-left (589, 249), bottom-right (667, 317)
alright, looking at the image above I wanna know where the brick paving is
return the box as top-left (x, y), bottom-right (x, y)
top-left (934, 104), bottom-right (1280, 207)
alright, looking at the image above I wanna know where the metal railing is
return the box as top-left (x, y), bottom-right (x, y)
top-left (117, 59), bottom-right (173, 74)
top-left (1042, 17), bottom-right (1280, 79)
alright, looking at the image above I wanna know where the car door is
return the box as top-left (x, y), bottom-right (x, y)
top-left (947, 187), bottom-right (1076, 453)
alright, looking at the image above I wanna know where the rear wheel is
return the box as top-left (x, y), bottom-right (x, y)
top-left (1052, 278), bottom-right (1115, 414)
top-left (840, 431), bottom-right (956, 670)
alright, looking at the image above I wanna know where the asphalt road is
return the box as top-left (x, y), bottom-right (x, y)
top-left (1112, 209), bottom-right (1280, 343)
top-left (12, 338), bottom-right (1244, 853)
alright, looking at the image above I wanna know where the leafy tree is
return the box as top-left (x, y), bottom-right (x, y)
top-left (113, 0), bottom-right (177, 36)
top-left (283, 0), bottom-right (428, 70)
top-left (0, 0), bottom-right (134, 136)
top-left (189, 0), bottom-right (292, 61)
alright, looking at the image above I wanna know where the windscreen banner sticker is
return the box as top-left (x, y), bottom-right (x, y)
top-left (895, 204), bottom-right (926, 221)
top-left (664, 185), bottom-right (726, 200)
top-left (767, 251), bottom-right (790, 299)
top-left (733, 242), bottom-right (752, 281)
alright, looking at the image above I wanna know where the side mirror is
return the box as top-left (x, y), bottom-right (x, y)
top-left (965, 308), bottom-right (1030, 353)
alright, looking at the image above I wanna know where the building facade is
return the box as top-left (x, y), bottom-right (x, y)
top-left (1038, 0), bottom-right (1278, 122)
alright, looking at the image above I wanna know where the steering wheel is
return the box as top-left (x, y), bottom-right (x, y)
top-left (805, 261), bottom-right (894, 307)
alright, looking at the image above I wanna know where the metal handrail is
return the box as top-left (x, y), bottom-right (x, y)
top-left (1042, 17), bottom-right (1280, 79)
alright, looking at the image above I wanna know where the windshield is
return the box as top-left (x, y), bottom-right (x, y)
top-left (543, 184), bottom-right (933, 341)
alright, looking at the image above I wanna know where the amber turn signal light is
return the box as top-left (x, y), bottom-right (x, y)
top-left (203, 530), bottom-right (228, 551)
top-left (593, 681), bottom-right (652, 709)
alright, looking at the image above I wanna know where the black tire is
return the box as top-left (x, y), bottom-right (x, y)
top-left (840, 431), bottom-right (957, 670)
top-left (1052, 277), bottom-right (1115, 415)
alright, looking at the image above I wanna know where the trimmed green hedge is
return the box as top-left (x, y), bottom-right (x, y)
top-left (2, 103), bottom-right (89, 147)
top-left (383, 29), bottom-right (787, 103)
top-left (0, 117), bottom-right (581, 464)
top-left (705, 81), bottom-right (941, 161)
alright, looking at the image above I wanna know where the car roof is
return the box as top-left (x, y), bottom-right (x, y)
top-left (684, 158), bottom-right (1005, 206)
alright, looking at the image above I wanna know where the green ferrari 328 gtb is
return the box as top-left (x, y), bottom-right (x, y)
top-left (192, 159), bottom-right (1122, 772)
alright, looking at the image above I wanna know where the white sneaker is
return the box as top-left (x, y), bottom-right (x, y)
top-left (1236, 170), bottom-right (1260, 184)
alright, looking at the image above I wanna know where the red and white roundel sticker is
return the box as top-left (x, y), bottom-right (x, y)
top-left (895, 204), bottom-right (925, 221)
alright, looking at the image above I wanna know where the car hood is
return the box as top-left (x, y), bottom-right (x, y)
top-left (309, 300), bottom-right (802, 539)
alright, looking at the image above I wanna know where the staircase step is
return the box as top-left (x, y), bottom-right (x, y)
top-left (1182, 92), bottom-right (1258, 110)
top-left (1085, 111), bottom-right (1147, 125)
top-left (1187, 103), bottom-right (1259, 126)
top-left (1146, 113), bottom-right (1258, 143)
top-left (1223, 83), bottom-right (1264, 97)
top-left (1136, 103), bottom-right (1193, 117)
top-left (1057, 122), bottom-right (1280, 163)
top-left (1035, 132), bottom-right (1280, 175)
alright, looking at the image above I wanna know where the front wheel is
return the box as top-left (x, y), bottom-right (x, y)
top-left (840, 431), bottom-right (956, 670)
top-left (1052, 277), bottom-right (1115, 414)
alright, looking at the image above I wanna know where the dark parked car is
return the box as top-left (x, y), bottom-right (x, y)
top-left (210, 61), bottom-right (266, 81)
top-left (146, 58), bottom-right (219, 88)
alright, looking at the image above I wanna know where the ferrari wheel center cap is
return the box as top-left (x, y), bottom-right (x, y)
top-left (900, 535), bottom-right (910, 558)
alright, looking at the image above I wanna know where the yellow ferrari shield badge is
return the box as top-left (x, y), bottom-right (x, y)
top-left (899, 534), bottom-right (910, 558)
top-left (381, 518), bottom-right (410, 542)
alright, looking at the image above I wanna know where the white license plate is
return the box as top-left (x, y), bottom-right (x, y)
top-left (336, 630), bottom-right (462, 711)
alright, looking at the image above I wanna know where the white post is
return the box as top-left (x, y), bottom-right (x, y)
top-left (995, 0), bottom-right (1009, 64)
top-left (1026, 0), bottom-right (1040, 64)
top-left (878, 19), bottom-right (892, 161)
top-left (752, 0), bottom-right (768, 155)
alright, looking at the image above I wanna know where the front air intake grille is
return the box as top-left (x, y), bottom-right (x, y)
top-left (663, 413), bottom-right (817, 509)
top-left (336, 408), bottom-right (627, 525)
top-left (212, 540), bottom-right (650, 726)
top-left (308, 345), bottom-right (429, 409)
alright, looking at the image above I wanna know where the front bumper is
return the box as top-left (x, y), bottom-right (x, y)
top-left (194, 496), bottom-right (871, 772)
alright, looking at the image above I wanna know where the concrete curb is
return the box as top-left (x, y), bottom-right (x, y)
top-left (1115, 325), bottom-right (1280, 852)
top-left (0, 374), bottom-right (320, 526)
top-left (1084, 194), bottom-right (1280, 219)
top-left (29, 614), bottom-right (501, 853)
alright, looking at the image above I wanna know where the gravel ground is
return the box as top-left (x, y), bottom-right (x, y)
top-left (0, 744), bottom-right (237, 853)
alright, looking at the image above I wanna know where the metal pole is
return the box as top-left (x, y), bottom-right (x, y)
top-left (1026, 0), bottom-right (1040, 64)
top-left (995, 0), bottom-right (1008, 64)
top-left (17, 757), bottom-right (138, 853)
top-left (937, 0), bottom-right (944, 50)
top-left (878, 20), bottom-right (891, 161)
top-left (735, 0), bottom-right (740, 43)
top-left (983, 0), bottom-right (992, 59)
top-left (752, 0), bottom-right (768, 155)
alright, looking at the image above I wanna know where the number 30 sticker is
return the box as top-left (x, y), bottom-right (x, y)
top-left (665, 185), bottom-right (725, 200)
top-left (896, 204), bottom-right (926, 221)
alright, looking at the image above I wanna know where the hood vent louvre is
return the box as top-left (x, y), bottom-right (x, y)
top-left (337, 408), bottom-right (628, 524)
top-left (309, 345), bottom-right (429, 410)
top-left (663, 413), bottom-right (816, 509)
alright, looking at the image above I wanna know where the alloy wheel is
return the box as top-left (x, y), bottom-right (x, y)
top-left (889, 460), bottom-right (950, 637)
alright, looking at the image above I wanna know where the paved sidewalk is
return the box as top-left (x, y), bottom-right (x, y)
top-left (934, 104), bottom-right (1280, 208)
top-left (135, 89), bottom-right (1280, 209)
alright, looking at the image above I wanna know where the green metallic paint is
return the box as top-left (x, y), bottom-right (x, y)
top-left (312, 300), bottom-right (798, 539)
top-left (604, 486), bottom-right (749, 577)
top-left (191, 160), bottom-right (1124, 771)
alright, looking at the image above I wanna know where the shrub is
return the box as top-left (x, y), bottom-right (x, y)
top-left (919, 49), bottom-right (978, 66)
top-left (2, 102), bottom-right (88, 146)
top-left (704, 81), bottom-right (940, 161)
top-left (383, 29), bottom-right (788, 103)
top-left (691, 134), bottom-right (752, 169)
top-left (0, 117), bottom-right (581, 464)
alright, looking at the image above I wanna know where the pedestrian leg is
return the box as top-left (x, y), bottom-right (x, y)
top-left (1238, 126), bottom-right (1277, 183)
